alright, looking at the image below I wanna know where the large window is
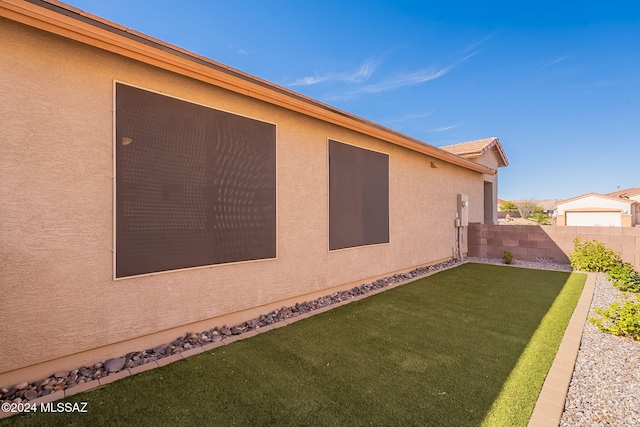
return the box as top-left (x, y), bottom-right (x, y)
top-left (115, 83), bottom-right (276, 278)
top-left (328, 140), bottom-right (389, 251)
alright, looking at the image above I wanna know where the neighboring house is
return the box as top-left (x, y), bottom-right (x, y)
top-left (0, 0), bottom-right (508, 386)
top-left (556, 191), bottom-right (639, 227)
top-left (604, 188), bottom-right (640, 225)
top-left (441, 138), bottom-right (509, 225)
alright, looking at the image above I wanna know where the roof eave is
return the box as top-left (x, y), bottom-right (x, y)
top-left (559, 192), bottom-right (635, 205)
top-left (1, 0), bottom-right (495, 176)
top-left (442, 137), bottom-right (508, 168)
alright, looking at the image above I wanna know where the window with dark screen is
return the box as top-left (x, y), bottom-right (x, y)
top-left (328, 140), bottom-right (389, 251)
top-left (115, 83), bottom-right (276, 278)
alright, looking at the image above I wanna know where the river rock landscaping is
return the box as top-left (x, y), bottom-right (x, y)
top-left (1, 259), bottom-right (459, 406)
top-left (5, 257), bottom-right (637, 426)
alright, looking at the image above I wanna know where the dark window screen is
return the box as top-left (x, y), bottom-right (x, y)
top-left (329, 140), bottom-right (389, 251)
top-left (115, 83), bottom-right (276, 278)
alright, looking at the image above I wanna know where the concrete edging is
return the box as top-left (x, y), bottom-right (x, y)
top-left (527, 272), bottom-right (596, 427)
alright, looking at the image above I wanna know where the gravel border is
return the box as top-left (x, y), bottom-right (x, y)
top-left (560, 273), bottom-right (640, 426)
top-left (1, 258), bottom-right (463, 413)
top-left (5, 258), bottom-right (635, 424)
top-left (465, 257), bottom-right (574, 272)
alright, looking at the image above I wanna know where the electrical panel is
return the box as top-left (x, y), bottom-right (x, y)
top-left (457, 194), bottom-right (469, 227)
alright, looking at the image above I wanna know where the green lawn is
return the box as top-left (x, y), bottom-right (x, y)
top-left (4, 263), bottom-right (586, 426)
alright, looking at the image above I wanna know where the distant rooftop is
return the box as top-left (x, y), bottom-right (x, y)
top-left (603, 187), bottom-right (640, 199)
top-left (440, 137), bottom-right (509, 167)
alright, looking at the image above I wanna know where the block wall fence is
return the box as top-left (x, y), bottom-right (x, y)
top-left (468, 224), bottom-right (640, 270)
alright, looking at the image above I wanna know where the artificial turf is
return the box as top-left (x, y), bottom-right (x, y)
top-left (4, 263), bottom-right (586, 426)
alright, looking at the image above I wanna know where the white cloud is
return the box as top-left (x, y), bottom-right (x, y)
top-left (291, 75), bottom-right (331, 86)
top-left (348, 59), bottom-right (380, 82)
top-left (542, 55), bottom-right (568, 69)
top-left (354, 66), bottom-right (453, 94)
top-left (429, 124), bottom-right (460, 132)
top-left (306, 51), bottom-right (480, 103)
top-left (288, 58), bottom-right (381, 87)
top-left (350, 52), bottom-right (478, 95)
top-left (384, 111), bottom-right (435, 125)
top-left (464, 32), bottom-right (497, 53)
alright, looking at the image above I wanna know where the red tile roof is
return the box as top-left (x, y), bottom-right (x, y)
top-left (603, 188), bottom-right (640, 198)
top-left (440, 137), bottom-right (509, 167)
top-left (559, 192), bottom-right (636, 205)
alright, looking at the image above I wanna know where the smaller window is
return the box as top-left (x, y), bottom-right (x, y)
top-left (328, 140), bottom-right (389, 251)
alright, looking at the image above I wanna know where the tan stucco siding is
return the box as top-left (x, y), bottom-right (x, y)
top-left (0, 18), bottom-right (486, 382)
top-left (477, 148), bottom-right (501, 170)
top-left (477, 150), bottom-right (500, 224)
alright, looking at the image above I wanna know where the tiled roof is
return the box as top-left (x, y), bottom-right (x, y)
top-left (440, 137), bottom-right (509, 167)
top-left (441, 138), bottom-right (495, 155)
top-left (603, 187), bottom-right (640, 198)
top-left (559, 192), bottom-right (636, 205)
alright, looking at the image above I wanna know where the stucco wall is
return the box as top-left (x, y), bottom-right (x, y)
top-left (557, 195), bottom-right (633, 214)
top-left (1, 18), bottom-right (489, 385)
top-left (556, 196), bottom-right (635, 228)
top-left (630, 195), bottom-right (640, 225)
top-left (477, 149), bottom-right (501, 225)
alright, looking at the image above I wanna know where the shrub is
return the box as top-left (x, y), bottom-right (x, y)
top-left (568, 238), bottom-right (621, 272)
top-left (503, 251), bottom-right (514, 265)
top-left (607, 262), bottom-right (640, 293)
top-left (499, 201), bottom-right (518, 213)
top-left (590, 295), bottom-right (640, 340)
top-left (515, 200), bottom-right (538, 219)
top-left (570, 238), bottom-right (640, 292)
top-left (530, 212), bottom-right (551, 225)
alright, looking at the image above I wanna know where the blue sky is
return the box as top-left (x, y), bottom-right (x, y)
top-left (64, 0), bottom-right (640, 200)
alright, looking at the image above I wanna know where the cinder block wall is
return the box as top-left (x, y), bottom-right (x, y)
top-left (468, 224), bottom-right (640, 269)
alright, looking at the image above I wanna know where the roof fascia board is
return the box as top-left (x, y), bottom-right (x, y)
top-left (479, 139), bottom-right (508, 167)
top-left (564, 208), bottom-right (627, 212)
top-left (442, 138), bottom-right (508, 167)
top-left (559, 193), bottom-right (635, 205)
top-left (2, 0), bottom-right (495, 176)
top-left (492, 141), bottom-right (509, 167)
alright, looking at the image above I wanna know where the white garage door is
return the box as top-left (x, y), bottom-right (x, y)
top-left (566, 211), bottom-right (621, 227)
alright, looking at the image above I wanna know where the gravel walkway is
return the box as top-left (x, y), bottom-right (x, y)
top-left (560, 273), bottom-right (640, 426)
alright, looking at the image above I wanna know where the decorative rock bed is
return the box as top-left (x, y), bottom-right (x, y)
top-left (1, 258), bottom-right (460, 405)
top-left (560, 273), bottom-right (640, 426)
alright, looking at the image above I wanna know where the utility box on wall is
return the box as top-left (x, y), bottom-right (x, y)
top-left (457, 194), bottom-right (469, 227)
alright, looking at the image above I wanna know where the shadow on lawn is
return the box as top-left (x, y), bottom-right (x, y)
top-left (4, 263), bottom-right (582, 427)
